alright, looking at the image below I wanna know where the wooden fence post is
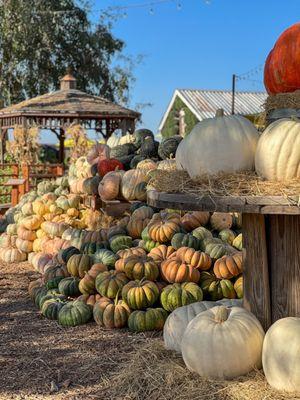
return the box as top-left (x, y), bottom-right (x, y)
top-left (21, 164), bottom-right (30, 192)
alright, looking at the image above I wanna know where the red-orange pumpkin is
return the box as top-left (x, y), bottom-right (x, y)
top-left (264, 23), bottom-right (300, 94)
top-left (98, 171), bottom-right (122, 201)
top-left (98, 159), bottom-right (124, 177)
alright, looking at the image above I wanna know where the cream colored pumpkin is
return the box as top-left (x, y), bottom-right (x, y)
top-left (157, 159), bottom-right (177, 171)
top-left (181, 306), bottom-right (264, 379)
top-left (176, 110), bottom-right (259, 178)
top-left (255, 118), bottom-right (300, 181)
top-left (262, 317), bottom-right (300, 392)
top-left (163, 299), bottom-right (242, 353)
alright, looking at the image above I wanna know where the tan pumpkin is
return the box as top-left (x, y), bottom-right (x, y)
top-left (16, 238), bottom-right (33, 253)
top-left (42, 238), bottom-right (70, 255)
top-left (98, 171), bottom-right (122, 201)
top-left (67, 254), bottom-right (93, 278)
top-left (213, 252), bottom-right (243, 279)
top-left (157, 159), bottom-right (177, 171)
top-left (210, 212), bottom-right (233, 231)
top-left (21, 215), bottom-right (43, 231)
top-left (33, 238), bottom-right (44, 253)
top-left (49, 204), bottom-right (64, 215)
top-left (67, 208), bottom-right (80, 218)
top-left (36, 229), bottom-right (47, 239)
top-left (136, 159), bottom-right (157, 172)
top-left (32, 200), bottom-right (49, 216)
top-left (181, 211), bottom-right (210, 231)
top-left (175, 247), bottom-right (212, 270)
top-left (21, 202), bottom-right (34, 216)
top-left (161, 258), bottom-right (200, 283)
top-left (148, 212), bottom-right (181, 243)
top-left (131, 206), bottom-right (154, 220)
top-left (121, 169), bottom-right (148, 201)
top-left (17, 226), bottom-right (37, 241)
top-left (148, 245), bottom-right (176, 263)
top-left (0, 247), bottom-right (27, 263)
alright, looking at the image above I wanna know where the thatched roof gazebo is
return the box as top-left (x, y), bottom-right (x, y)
top-left (0, 73), bottom-right (141, 163)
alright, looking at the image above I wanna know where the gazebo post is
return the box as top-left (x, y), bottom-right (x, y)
top-left (0, 128), bottom-right (8, 164)
top-left (59, 128), bottom-right (65, 164)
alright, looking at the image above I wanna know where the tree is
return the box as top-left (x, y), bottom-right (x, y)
top-left (0, 0), bottom-right (135, 106)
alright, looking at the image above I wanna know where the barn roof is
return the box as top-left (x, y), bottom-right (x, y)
top-left (159, 89), bottom-right (267, 132)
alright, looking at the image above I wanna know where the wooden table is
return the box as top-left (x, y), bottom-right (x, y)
top-left (147, 190), bottom-right (300, 331)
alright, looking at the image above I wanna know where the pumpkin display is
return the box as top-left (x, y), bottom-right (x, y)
top-left (122, 280), bottom-right (159, 310)
top-left (98, 159), bottom-right (124, 177)
top-left (93, 296), bottom-right (131, 329)
top-left (175, 247), bottom-right (212, 270)
top-left (58, 299), bottom-right (93, 327)
top-left (79, 263), bottom-right (108, 295)
top-left (128, 308), bottom-right (168, 332)
top-left (123, 255), bottom-right (159, 281)
top-left (147, 212), bottom-right (181, 243)
top-left (214, 252), bottom-right (242, 279)
top-left (264, 23), bottom-right (300, 94)
top-left (160, 282), bottom-right (203, 312)
top-left (148, 245), bottom-right (176, 264)
top-left (160, 258), bottom-right (200, 284)
top-left (180, 211), bottom-right (210, 231)
top-left (163, 301), bottom-right (216, 352)
top-left (95, 270), bottom-right (129, 299)
top-left (255, 119), bottom-right (300, 181)
top-left (58, 277), bottom-right (81, 297)
top-left (109, 235), bottom-right (133, 253)
top-left (158, 135), bottom-right (182, 160)
top-left (233, 233), bottom-right (242, 251)
top-left (121, 169), bottom-right (148, 201)
top-left (181, 306), bottom-right (265, 379)
top-left (93, 249), bottom-right (118, 269)
top-left (176, 110), bottom-right (259, 177)
top-left (262, 317), bottom-right (300, 391)
top-left (98, 171), bottom-right (122, 201)
top-left (234, 276), bottom-right (243, 299)
top-left (41, 298), bottom-right (67, 320)
top-left (171, 233), bottom-right (201, 250)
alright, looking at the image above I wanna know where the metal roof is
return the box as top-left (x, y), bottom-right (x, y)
top-left (159, 89), bottom-right (267, 132)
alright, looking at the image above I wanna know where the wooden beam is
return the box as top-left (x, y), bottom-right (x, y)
top-left (59, 127), bottom-right (65, 164)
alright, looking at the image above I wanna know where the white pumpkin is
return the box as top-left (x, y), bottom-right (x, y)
top-left (176, 110), bottom-right (259, 178)
top-left (107, 132), bottom-right (135, 148)
top-left (262, 317), bottom-right (300, 392)
top-left (119, 132), bottom-right (135, 145)
top-left (255, 118), bottom-right (300, 181)
top-left (163, 301), bottom-right (216, 353)
top-left (181, 306), bottom-right (264, 379)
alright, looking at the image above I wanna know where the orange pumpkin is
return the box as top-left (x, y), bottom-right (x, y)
top-left (77, 293), bottom-right (102, 307)
top-left (160, 258), bottom-right (200, 283)
top-left (16, 238), bottom-right (33, 253)
top-left (148, 245), bottom-right (176, 263)
top-left (264, 23), bottom-right (300, 94)
top-left (79, 263), bottom-right (108, 294)
top-left (180, 211), bottom-right (210, 231)
top-left (117, 247), bottom-right (146, 259)
top-left (127, 217), bottom-right (150, 239)
top-left (175, 247), bottom-right (212, 270)
top-left (210, 212), bottom-right (233, 231)
top-left (131, 206), bottom-right (154, 220)
top-left (17, 226), bottom-right (36, 241)
top-left (147, 212), bottom-right (181, 243)
top-left (213, 252), bottom-right (243, 279)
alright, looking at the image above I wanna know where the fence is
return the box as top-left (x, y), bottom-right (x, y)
top-left (0, 163), bottom-right (64, 210)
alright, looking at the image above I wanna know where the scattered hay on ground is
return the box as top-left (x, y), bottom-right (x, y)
top-left (148, 169), bottom-right (300, 203)
top-left (265, 90), bottom-right (300, 113)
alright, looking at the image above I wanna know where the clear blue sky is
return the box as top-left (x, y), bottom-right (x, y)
top-left (91, 0), bottom-right (299, 133)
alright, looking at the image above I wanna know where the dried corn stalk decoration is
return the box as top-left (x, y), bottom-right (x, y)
top-left (7, 125), bottom-right (40, 164)
top-left (66, 124), bottom-right (90, 163)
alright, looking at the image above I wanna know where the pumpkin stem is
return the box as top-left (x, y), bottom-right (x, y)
top-left (215, 109), bottom-right (224, 117)
top-left (214, 306), bottom-right (229, 323)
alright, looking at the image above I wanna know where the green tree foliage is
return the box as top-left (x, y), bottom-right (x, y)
top-left (161, 96), bottom-right (199, 138)
top-left (0, 0), bottom-right (135, 105)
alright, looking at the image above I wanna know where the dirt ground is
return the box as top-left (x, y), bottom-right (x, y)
top-left (0, 261), bottom-right (299, 400)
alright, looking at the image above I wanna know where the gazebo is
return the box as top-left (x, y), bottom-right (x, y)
top-left (0, 73), bottom-right (141, 163)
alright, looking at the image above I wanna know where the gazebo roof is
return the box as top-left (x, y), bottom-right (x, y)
top-left (0, 89), bottom-right (140, 119)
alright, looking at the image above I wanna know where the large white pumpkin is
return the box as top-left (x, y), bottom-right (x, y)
top-left (181, 306), bottom-right (264, 379)
top-left (255, 118), bottom-right (300, 181)
top-left (107, 132), bottom-right (135, 148)
top-left (175, 110), bottom-right (259, 178)
top-left (262, 317), bottom-right (300, 392)
top-left (163, 299), bottom-right (243, 353)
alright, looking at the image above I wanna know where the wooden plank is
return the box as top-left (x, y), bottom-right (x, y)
top-left (260, 206), bottom-right (300, 215)
top-left (4, 178), bottom-right (25, 186)
top-left (267, 215), bottom-right (300, 323)
top-left (246, 196), bottom-right (299, 206)
top-left (243, 213), bottom-right (271, 331)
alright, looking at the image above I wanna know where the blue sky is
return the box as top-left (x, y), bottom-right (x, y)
top-left (90, 0), bottom-right (299, 133)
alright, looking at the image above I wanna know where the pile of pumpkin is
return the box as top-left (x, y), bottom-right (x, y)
top-left (24, 201), bottom-right (243, 332)
top-left (67, 129), bottom-right (179, 203)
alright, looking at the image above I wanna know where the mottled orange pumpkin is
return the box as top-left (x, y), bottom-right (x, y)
top-left (175, 247), bottom-right (212, 271)
top-left (160, 258), bottom-right (200, 284)
top-left (98, 171), bottom-right (122, 201)
top-left (213, 252), bottom-right (243, 279)
top-left (93, 296), bottom-right (131, 329)
top-left (147, 212), bottom-right (181, 243)
top-left (148, 245), bottom-right (176, 263)
top-left (180, 211), bottom-right (210, 231)
top-left (127, 217), bottom-right (150, 239)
